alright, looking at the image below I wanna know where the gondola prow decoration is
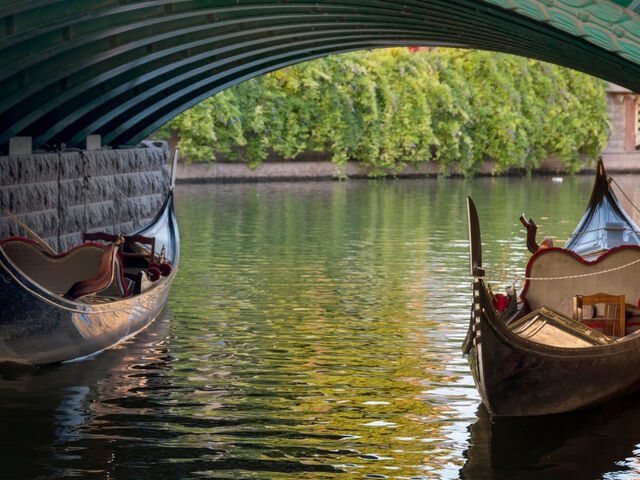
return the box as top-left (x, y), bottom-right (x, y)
top-left (463, 196), bottom-right (485, 356)
top-left (466, 197), bottom-right (484, 278)
top-left (170, 149), bottom-right (178, 192)
top-left (519, 215), bottom-right (539, 253)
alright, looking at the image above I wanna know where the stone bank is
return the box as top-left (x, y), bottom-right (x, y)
top-left (1, 142), bottom-right (170, 251)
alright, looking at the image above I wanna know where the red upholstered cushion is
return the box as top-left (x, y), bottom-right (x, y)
top-left (148, 265), bottom-right (161, 281)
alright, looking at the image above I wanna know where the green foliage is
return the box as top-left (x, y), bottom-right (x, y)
top-left (156, 48), bottom-right (610, 176)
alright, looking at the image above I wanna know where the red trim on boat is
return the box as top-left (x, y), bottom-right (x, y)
top-left (0, 236), bottom-right (109, 258)
top-left (0, 236), bottom-right (129, 297)
top-left (520, 245), bottom-right (640, 305)
top-left (0, 236), bottom-right (42, 247)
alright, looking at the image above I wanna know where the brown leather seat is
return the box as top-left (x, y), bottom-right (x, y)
top-left (0, 237), bottom-right (128, 299)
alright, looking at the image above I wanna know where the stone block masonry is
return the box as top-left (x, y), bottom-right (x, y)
top-left (0, 144), bottom-right (170, 251)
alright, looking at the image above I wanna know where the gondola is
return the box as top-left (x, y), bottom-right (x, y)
top-left (0, 155), bottom-right (179, 365)
top-left (464, 158), bottom-right (640, 416)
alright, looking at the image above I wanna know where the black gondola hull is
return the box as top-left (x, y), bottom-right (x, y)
top-left (467, 280), bottom-right (640, 416)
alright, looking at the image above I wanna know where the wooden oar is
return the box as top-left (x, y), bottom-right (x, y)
top-left (2, 209), bottom-right (57, 255)
top-left (466, 197), bottom-right (484, 278)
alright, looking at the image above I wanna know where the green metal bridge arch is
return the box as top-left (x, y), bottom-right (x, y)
top-left (1, 0), bottom-right (640, 153)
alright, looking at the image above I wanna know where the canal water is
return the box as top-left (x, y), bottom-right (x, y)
top-left (3, 175), bottom-right (640, 479)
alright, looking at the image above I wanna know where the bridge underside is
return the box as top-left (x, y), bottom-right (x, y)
top-left (1, 0), bottom-right (640, 153)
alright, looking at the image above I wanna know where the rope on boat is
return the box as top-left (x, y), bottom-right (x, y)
top-left (611, 177), bottom-right (640, 217)
top-left (485, 256), bottom-right (640, 283)
top-left (478, 267), bottom-right (525, 289)
top-left (524, 257), bottom-right (640, 280)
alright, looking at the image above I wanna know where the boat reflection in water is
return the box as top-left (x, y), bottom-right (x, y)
top-left (461, 394), bottom-right (640, 479)
top-left (0, 312), bottom-right (173, 479)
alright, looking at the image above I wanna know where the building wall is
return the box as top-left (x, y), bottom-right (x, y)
top-left (605, 83), bottom-right (638, 154)
top-left (0, 144), bottom-right (170, 251)
top-left (606, 92), bottom-right (626, 152)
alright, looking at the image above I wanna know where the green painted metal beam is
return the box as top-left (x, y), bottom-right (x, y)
top-left (0, 0), bottom-right (639, 152)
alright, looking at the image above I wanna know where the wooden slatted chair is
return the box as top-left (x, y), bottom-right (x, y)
top-left (573, 293), bottom-right (625, 337)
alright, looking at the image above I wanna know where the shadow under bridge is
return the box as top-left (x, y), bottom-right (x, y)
top-left (1, 0), bottom-right (640, 153)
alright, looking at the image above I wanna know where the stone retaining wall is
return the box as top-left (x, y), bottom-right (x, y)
top-left (175, 158), bottom-right (497, 182)
top-left (175, 154), bottom-right (640, 183)
top-left (1, 145), bottom-right (170, 251)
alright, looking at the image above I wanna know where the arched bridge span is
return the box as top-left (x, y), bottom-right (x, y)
top-left (2, 1), bottom-right (640, 153)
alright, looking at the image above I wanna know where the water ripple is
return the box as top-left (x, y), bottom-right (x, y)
top-left (4, 178), bottom-right (640, 479)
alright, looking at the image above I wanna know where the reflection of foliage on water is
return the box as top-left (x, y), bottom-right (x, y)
top-left (168, 176), bottom-right (616, 477)
top-left (4, 177), bottom-right (640, 479)
top-left (165, 175), bottom-right (620, 477)
top-left (170, 180), bottom-right (482, 477)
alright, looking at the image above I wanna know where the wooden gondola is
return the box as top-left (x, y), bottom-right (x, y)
top-left (0, 157), bottom-right (179, 366)
top-left (464, 159), bottom-right (640, 416)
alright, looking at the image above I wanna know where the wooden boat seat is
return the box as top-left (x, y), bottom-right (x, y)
top-left (573, 292), bottom-right (625, 337)
top-left (0, 237), bottom-right (128, 299)
top-left (521, 246), bottom-right (640, 324)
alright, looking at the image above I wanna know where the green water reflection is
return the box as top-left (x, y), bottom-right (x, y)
top-left (172, 180), bottom-right (470, 478)
top-left (167, 175), bottom-right (640, 479)
top-left (3, 175), bottom-right (640, 479)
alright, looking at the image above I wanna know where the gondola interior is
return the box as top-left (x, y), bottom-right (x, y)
top-left (478, 159), bottom-right (640, 346)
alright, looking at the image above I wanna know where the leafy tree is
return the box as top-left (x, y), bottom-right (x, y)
top-left (156, 48), bottom-right (610, 176)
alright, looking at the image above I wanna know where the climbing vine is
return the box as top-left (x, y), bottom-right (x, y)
top-left (157, 48), bottom-right (610, 176)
